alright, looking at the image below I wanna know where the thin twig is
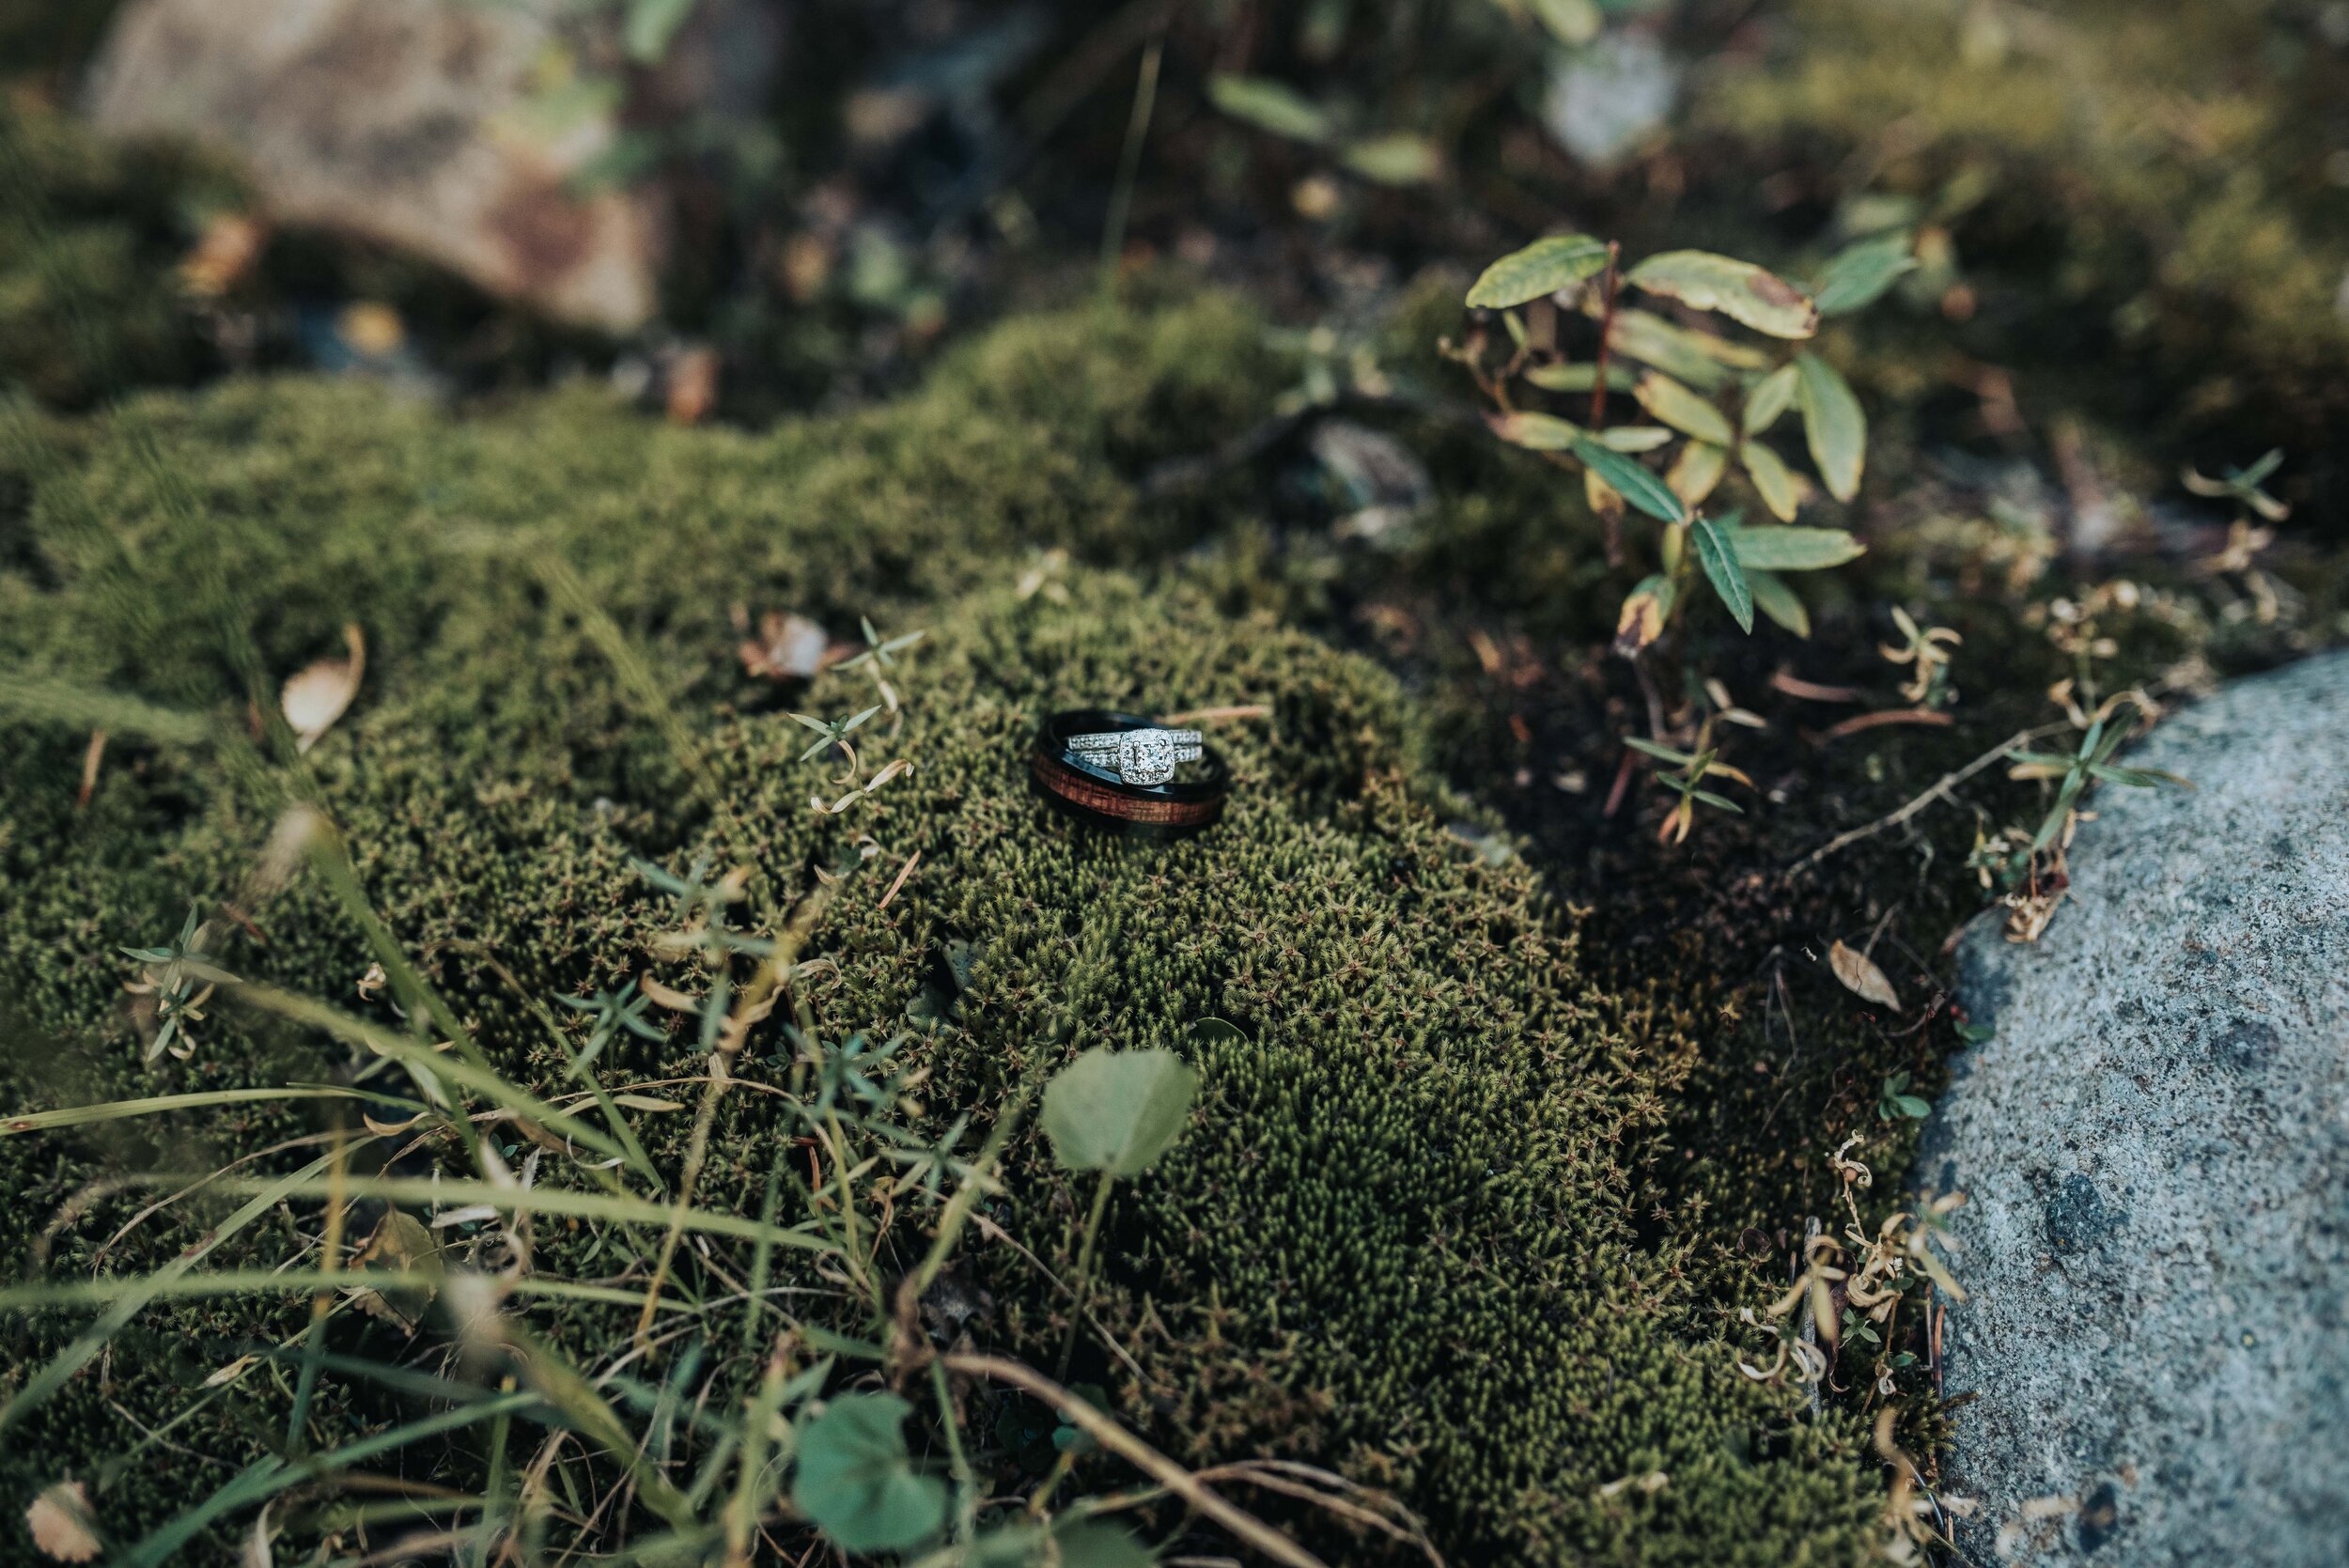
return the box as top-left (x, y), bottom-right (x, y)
top-left (1788, 722), bottom-right (2073, 875)
top-left (939, 1355), bottom-right (1330, 1568)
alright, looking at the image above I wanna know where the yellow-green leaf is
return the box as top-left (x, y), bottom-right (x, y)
top-left (1206, 75), bottom-right (1331, 144)
top-left (1626, 251), bottom-right (1819, 339)
top-left (1491, 410), bottom-right (1584, 451)
top-left (1667, 441), bottom-right (1729, 508)
top-left (1743, 363), bottom-right (1798, 435)
top-left (1341, 132), bottom-right (1440, 185)
top-left (1635, 372), bottom-right (1735, 445)
top-left (1595, 425), bottom-right (1673, 453)
top-left (1605, 308), bottom-right (1765, 390)
top-left (1741, 442), bottom-right (1801, 521)
top-left (1795, 351), bottom-right (1866, 502)
top-left (1523, 361), bottom-right (1634, 394)
top-left (1745, 567), bottom-right (1811, 637)
top-left (1466, 234), bottom-right (1611, 309)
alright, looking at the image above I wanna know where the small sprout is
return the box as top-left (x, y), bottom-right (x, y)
top-left (789, 704), bottom-right (883, 768)
top-left (1625, 733), bottom-right (1750, 845)
top-left (121, 905), bottom-right (217, 1063)
top-left (1876, 1071), bottom-right (1931, 1122)
top-left (2006, 695), bottom-right (2188, 856)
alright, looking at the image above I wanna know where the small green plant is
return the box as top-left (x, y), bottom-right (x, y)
top-left (118, 905), bottom-right (216, 1063)
top-left (1875, 1072), bottom-right (1930, 1123)
top-left (1448, 227), bottom-right (1902, 644)
top-left (2006, 695), bottom-right (2188, 857)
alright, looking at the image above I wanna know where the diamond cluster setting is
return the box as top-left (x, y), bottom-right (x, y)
top-left (1117, 729), bottom-right (1179, 785)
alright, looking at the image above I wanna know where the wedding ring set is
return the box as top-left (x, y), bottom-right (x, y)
top-left (1030, 710), bottom-right (1229, 837)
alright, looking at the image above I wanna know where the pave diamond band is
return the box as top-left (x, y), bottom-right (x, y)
top-left (1064, 727), bottom-right (1204, 785)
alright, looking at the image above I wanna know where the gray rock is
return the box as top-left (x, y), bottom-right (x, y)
top-left (1929, 651), bottom-right (2349, 1565)
top-left (83, 0), bottom-right (781, 331)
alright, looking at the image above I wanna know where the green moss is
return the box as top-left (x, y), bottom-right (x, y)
top-left (0, 97), bottom-right (226, 408)
top-left (1702, 0), bottom-right (2349, 454)
top-left (0, 299), bottom-right (1897, 1562)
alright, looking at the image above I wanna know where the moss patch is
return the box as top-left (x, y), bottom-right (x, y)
top-left (0, 304), bottom-right (1896, 1563)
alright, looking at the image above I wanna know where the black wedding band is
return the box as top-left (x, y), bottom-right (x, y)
top-left (1031, 709), bottom-right (1229, 837)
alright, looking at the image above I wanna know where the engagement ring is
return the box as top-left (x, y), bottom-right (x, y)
top-left (1063, 726), bottom-right (1204, 786)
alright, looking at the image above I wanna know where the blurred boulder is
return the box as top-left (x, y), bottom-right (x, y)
top-left (82, 0), bottom-right (782, 331)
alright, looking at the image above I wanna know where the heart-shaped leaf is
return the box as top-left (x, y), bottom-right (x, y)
top-left (1041, 1048), bottom-right (1200, 1176)
top-left (1466, 234), bottom-right (1611, 309)
top-left (792, 1393), bottom-right (947, 1554)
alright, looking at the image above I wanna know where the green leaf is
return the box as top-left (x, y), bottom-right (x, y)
top-left (1528, 0), bottom-right (1604, 45)
top-left (1040, 1048), bottom-right (1200, 1176)
top-left (1571, 437), bottom-right (1683, 521)
top-left (1606, 309), bottom-right (1766, 391)
top-left (1523, 361), bottom-right (1635, 394)
top-left (1745, 567), bottom-right (1811, 637)
top-left (1624, 736), bottom-right (1696, 766)
top-left (1595, 426), bottom-right (1673, 453)
top-left (1743, 364), bottom-right (1798, 435)
top-left (1188, 1017), bottom-right (1250, 1048)
top-left (1726, 522), bottom-right (1865, 570)
top-left (972, 1519), bottom-right (1159, 1568)
top-left (1740, 442), bottom-right (1801, 521)
top-left (1635, 372), bottom-right (1735, 445)
top-left (1206, 75), bottom-right (1332, 144)
top-left (1688, 789), bottom-right (1744, 813)
top-left (792, 1393), bottom-right (948, 1554)
top-left (625, 0), bottom-right (698, 63)
top-left (1341, 132), bottom-right (1440, 185)
top-left (1465, 234), bottom-right (1611, 309)
top-left (1626, 251), bottom-right (1819, 339)
top-left (1694, 516), bottom-right (1753, 633)
top-left (1491, 410), bottom-right (1584, 451)
top-left (1814, 230), bottom-right (1918, 316)
top-left (1954, 1021), bottom-right (1996, 1044)
top-left (1795, 352), bottom-right (1866, 502)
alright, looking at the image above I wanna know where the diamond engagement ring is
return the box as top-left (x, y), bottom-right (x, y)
top-left (1063, 726), bottom-right (1204, 786)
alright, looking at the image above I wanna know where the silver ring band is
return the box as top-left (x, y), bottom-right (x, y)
top-left (1064, 727), bottom-right (1204, 786)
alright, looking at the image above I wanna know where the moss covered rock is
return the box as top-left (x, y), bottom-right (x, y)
top-left (1, 303), bottom-right (1892, 1562)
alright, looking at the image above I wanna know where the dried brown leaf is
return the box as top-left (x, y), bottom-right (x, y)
top-left (25, 1482), bottom-right (101, 1563)
top-left (281, 624), bottom-right (365, 753)
top-left (1828, 939), bottom-right (1901, 1009)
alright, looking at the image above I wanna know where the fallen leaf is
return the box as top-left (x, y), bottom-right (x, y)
top-left (25, 1482), bottom-right (101, 1563)
top-left (281, 625), bottom-right (365, 753)
top-left (738, 612), bottom-right (830, 682)
top-left (1829, 940), bottom-right (1901, 1009)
